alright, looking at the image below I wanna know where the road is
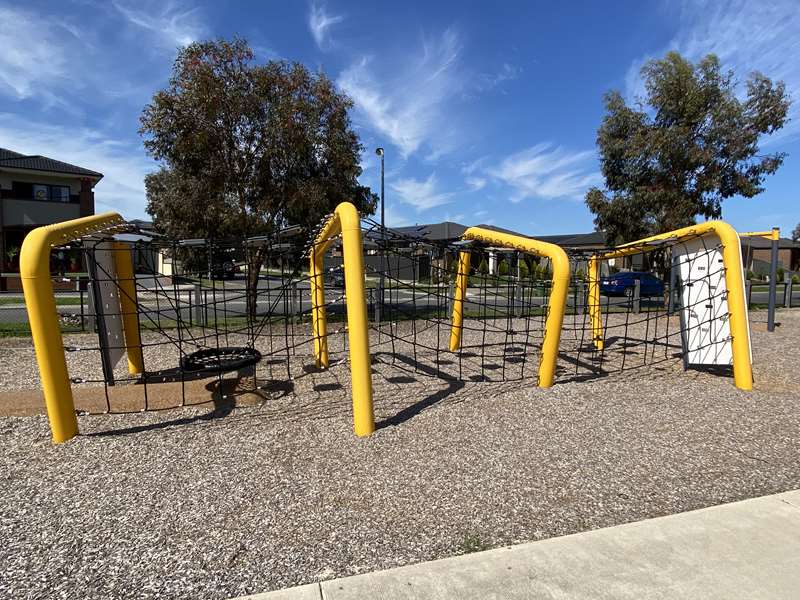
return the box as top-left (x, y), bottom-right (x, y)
top-left (0, 280), bottom-right (794, 325)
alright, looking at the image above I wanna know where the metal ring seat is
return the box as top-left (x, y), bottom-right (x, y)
top-left (180, 347), bottom-right (262, 374)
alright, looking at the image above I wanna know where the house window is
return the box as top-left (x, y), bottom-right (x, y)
top-left (51, 186), bottom-right (70, 202)
top-left (12, 181), bottom-right (73, 202)
top-left (33, 184), bottom-right (49, 201)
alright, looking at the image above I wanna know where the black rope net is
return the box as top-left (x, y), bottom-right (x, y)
top-left (55, 219), bottom-right (737, 417)
top-left (562, 232), bottom-right (734, 383)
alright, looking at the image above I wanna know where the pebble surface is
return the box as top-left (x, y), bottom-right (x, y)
top-left (1, 310), bottom-right (798, 599)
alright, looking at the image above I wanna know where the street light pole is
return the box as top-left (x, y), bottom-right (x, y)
top-left (376, 147), bottom-right (385, 231)
top-left (375, 147), bottom-right (385, 337)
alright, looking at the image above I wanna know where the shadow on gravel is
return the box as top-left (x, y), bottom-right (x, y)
top-left (373, 352), bottom-right (465, 430)
top-left (83, 377), bottom-right (256, 438)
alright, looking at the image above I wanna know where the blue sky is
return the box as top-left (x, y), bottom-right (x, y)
top-left (1, 0), bottom-right (798, 236)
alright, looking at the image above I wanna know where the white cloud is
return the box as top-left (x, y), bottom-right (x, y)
top-left (465, 176), bottom-right (487, 191)
top-left (487, 143), bottom-right (601, 202)
top-left (112, 0), bottom-right (206, 48)
top-left (0, 113), bottom-right (153, 218)
top-left (475, 63), bottom-right (522, 92)
top-left (390, 173), bottom-right (454, 211)
top-left (0, 7), bottom-right (83, 102)
top-left (308, 2), bottom-right (344, 50)
top-left (625, 0), bottom-right (800, 142)
top-left (337, 27), bottom-right (464, 158)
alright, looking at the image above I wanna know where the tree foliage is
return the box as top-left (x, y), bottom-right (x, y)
top-left (140, 37), bottom-right (376, 243)
top-left (586, 52), bottom-right (790, 245)
top-left (792, 223), bottom-right (800, 242)
top-left (140, 38), bottom-right (377, 316)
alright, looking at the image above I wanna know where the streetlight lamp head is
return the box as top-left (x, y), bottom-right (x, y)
top-left (375, 147), bottom-right (384, 156)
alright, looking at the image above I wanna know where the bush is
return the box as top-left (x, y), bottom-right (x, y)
top-left (477, 258), bottom-right (489, 275)
top-left (574, 268), bottom-right (585, 281)
top-left (747, 269), bottom-right (755, 280)
top-left (518, 259), bottom-right (529, 278)
top-left (777, 267), bottom-right (785, 282)
top-left (793, 274), bottom-right (799, 284)
top-left (498, 260), bottom-right (509, 277)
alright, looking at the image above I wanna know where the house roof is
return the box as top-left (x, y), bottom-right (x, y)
top-left (535, 231), bottom-right (608, 248)
top-left (384, 221), bottom-right (611, 250)
top-left (740, 235), bottom-right (799, 250)
top-left (0, 147), bottom-right (103, 180)
top-left (392, 221), bottom-right (468, 241)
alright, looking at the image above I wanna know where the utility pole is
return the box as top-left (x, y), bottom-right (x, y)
top-left (375, 147), bottom-right (385, 336)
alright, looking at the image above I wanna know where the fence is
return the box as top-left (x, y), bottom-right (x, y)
top-left (2, 274), bottom-right (799, 337)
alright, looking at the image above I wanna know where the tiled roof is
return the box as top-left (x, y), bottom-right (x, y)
top-left (0, 147), bottom-right (103, 179)
top-left (392, 221), bottom-right (468, 241)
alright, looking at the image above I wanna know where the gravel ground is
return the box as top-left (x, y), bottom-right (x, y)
top-left (1, 309), bottom-right (799, 599)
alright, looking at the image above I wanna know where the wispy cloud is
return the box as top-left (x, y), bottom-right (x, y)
top-left (308, 2), bottom-right (344, 50)
top-left (337, 27), bottom-right (464, 158)
top-left (487, 143), bottom-right (601, 202)
top-left (390, 173), bottom-right (454, 211)
top-left (465, 177), bottom-right (487, 191)
top-left (0, 113), bottom-right (153, 217)
top-left (113, 0), bottom-right (207, 49)
top-left (625, 0), bottom-right (800, 142)
top-left (475, 63), bottom-right (522, 93)
top-left (0, 6), bottom-right (83, 102)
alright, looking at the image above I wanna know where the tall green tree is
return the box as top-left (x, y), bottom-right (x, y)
top-left (140, 38), bottom-right (377, 313)
top-left (586, 52), bottom-right (790, 245)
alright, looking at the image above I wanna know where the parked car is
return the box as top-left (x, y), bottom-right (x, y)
top-left (325, 266), bottom-right (346, 288)
top-left (600, 271), bottom-right (665, 298)
top-left (210, 260), bottom-right (240, 280)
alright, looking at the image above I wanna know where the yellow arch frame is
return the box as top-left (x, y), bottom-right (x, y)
top-left (309, 202), bottom-right (374, 436)
top-left (448, 227), bottom-right (570, 388)
top-left (21, 212), bottom-right (143, 443)
top-left (587, 220), bottom-right (752, 391)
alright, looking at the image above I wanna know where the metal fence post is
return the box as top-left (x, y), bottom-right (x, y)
top-left (783, 280), bottom-right (790, 308)
top-left (193, 283), bottom-right (203, 327)
top-left (633, 279), bottom-right (641, 314)
top-left (746, 280), bottom-right (752, 309)
top-left (767, 228), bottom-right (778, 332)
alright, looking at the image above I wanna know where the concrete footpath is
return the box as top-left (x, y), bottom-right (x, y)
top-left (235, 490), bottom-right (800, 599)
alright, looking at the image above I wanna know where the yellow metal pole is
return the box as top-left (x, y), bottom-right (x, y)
top-left (308, 202), bottom-right (374, 435)
top-left (587, 255), bottom-right (604, 350)
top-left (716, 223), bottom-right (753, 391)
top-left (309, 250), bottom-right (329, 369)
top-left (113, 242), bottom-right (143, 375)
top-left (452, 227), bottom-right (570, 388)
top-left (448, 250), bottom-right (471, 352)
top-left (739, 229), bottom-right (780, 240)
top-left (337, 203), bottom-right (375, 436)
top-left (538, 250), bottom-right (569, 387)
top-left (20, 212), bottom-right (124, 443)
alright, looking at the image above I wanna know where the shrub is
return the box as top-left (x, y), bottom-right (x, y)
top-left (477, 258), bottom-right (489, 275)
top-left (777, 267), bottom-right (785, 282)
top-left (793, 274), bottom-right (799, 284)
top-left (518, 259), bottom-right (529, 278)
top-left (747, 269), bottom-right (755, 280)
top-left (498, 260), bottom-right (509, 277)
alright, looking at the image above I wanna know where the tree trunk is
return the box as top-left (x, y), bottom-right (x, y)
top-left (246, 245), bottom-right (268, 322)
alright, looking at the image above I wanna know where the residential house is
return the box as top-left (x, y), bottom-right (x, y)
top-left (0, 147), bottom-right (103, 289)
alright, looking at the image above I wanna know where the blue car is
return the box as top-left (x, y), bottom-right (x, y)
top-left (600, 271), bottom-right (665, 298)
